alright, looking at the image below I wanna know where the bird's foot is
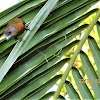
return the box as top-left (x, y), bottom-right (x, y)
top-left (25, 27), bottom-right (30, 31)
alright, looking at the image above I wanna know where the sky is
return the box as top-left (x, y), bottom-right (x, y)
top-left (0, 0), bottom-right (20, 12)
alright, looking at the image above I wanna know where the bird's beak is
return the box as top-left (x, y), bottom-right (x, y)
top-left (6, 35), bottom-right (12, 40)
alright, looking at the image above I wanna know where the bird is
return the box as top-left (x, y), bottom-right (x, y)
top-left (0, 18), bottom-right (29, 41)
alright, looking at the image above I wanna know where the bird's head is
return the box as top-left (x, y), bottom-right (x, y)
top-left (5, 25), bottom-right (17, 40)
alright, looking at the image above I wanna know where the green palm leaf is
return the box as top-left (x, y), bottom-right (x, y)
top-left (0, 0), bottom-right (100, 99)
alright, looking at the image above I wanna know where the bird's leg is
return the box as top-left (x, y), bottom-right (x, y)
top-left (25, 26), bottom-right (30, 31)
top-left (25, 27), bottom-right (29, 30)
top-left (14, 36), bottom-right (22, 41)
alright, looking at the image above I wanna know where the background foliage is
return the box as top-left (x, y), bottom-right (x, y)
top-left (0, 0), bottom-right (100, 99)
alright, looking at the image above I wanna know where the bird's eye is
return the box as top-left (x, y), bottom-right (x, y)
top-left (9, 31), bottom-right (11, 33)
